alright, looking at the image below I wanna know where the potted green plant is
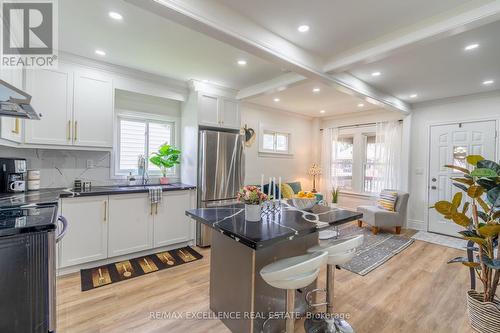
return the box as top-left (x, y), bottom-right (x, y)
top-left (149, 144), bottom-right (181, 185)
top-left (331, 187), bottom-right (340, 207)
top-left (432, 155), bottom-right (500, 332)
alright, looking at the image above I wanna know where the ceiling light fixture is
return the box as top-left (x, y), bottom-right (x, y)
top-left (108, 11), bottom-right (123, 20)
top-left (482, 80), bottom-right (494, 85)
top-left (312, 87), bottom-right (320, 93)
top-left (297, 25), bottom-right (310, 33)
top-left (409, 94), bottom-right (418, 98)
top-left (320, 110), bottom-right (325, 114)
top-left (357, 103), bottom-right (364, 107)
top-left (273, 98), bottom-right (280, 102)
top-left (237, 59), bottom-right (247, 66)
top-left (371, 71), bottom-right (381, 77)
top-left (95, 49), bottom-right (106, 56)
top-left (464, 43), bottom-right (479, 51)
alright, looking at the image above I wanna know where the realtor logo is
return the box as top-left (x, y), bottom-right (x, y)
top-left (1, 0), bottom-right (58, 68)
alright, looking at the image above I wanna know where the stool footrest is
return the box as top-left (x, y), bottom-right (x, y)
top-left (306, 288), bottom-right (328, 307)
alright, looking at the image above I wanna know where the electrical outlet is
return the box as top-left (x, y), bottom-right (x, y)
top-left (86, 159), bottom-right (94, 169)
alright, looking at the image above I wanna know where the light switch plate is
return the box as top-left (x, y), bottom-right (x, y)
top-left (415, 168), bottom-right (424, 175)
top-left (86, 159), bottom-right (94, 169)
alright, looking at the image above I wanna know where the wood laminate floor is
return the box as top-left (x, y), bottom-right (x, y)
top-left (57, 227), bottom-right (473, 333)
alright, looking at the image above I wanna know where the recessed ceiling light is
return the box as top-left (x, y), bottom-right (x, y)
top-left (409, 94), bottom-right (418, 98)
top-left (482, 80), bottom-right (494, 85)
top-left (371, 71), bottom-right (381, 77)
top-left (297, 25), bottom-right (310, 33)
top-left (237, 59), bottom-right (247, 66)
top-left (464, 43), bottom-right (479, 51)
top-left (273, 98), bottom-right (280, 102)
top-left (320, 110), bottom-right (325, 114)
top-left (95, 49), bottom-right (106, 56)
top-left (312, 87), bottom-right (321, 93)
top-left (357, 103), bottom-right (365, 107)
top-left (108, 11), bottom-right (123, 20)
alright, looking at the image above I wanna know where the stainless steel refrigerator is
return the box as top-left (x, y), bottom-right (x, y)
top-left (197, 129), bottom-right (245, 247)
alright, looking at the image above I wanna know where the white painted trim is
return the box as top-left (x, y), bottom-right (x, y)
top-left (407, 219), bottom-right (426, 231)
top-left (241, 102), bottom-right (314, 120)
top-left (424, 117), bottom-right (499, 232)
top-left (237, 73), bottom-right (306, 100)
top-left (188, 79), bottom-right (238, 99)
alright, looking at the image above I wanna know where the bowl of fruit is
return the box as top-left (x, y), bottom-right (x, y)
top-left (291, 191), bottom-right (317, 210)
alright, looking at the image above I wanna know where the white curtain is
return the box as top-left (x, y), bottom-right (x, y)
top-left (375, 121), bottom-right (403, 192)
top-left (320, 128), bottom-right (339, 202)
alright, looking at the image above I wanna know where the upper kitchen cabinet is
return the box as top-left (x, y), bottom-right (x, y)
top-left (220, 98), bottom-right (240, 129)
top-left (24, 65), bottom-right (74, 146)
top-left (24, 62), bottom-right (114, 148)
top-left (73, 70), bottom-right (113, 147)
top-left (198, 93), bottom-right (219, 127)
top-left (0, 67), bottom-right (24, 143)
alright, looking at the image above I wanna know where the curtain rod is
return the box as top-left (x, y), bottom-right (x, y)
top-left (319, 119), bottom-right (403, 131)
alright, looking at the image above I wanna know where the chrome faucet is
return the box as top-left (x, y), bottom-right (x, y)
top-left (137, 155), bottom-right (149, 185)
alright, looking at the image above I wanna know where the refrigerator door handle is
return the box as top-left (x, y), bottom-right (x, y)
top-left (56, 216), bottom-right (68, 243)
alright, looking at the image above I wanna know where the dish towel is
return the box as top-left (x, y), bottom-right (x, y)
top-left (148, 186), bottom-right (163, 204)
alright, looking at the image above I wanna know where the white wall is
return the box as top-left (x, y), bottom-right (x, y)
top-left (408, 91), bottom-right (500, 231)
top-left (241, 103), bottom-right (314, 189)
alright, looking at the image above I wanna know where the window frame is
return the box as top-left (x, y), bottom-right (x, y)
top-left (259, 124), bottom-right (293, 155)
top-left (113, 110), bottom-right (179, 178)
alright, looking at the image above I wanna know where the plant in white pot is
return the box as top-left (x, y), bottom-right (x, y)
top-left (149, 144), bottom-right (181, 185)
top-left (432, 154), bottom-right (500, 333)
top-left (237, 185), bottom-right (268, 222)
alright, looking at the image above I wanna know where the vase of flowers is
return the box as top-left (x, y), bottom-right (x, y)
top-left (238, 185), bottom-right (268, 222)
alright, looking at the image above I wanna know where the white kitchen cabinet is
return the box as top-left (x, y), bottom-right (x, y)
top-left (24, 65), bottom-right (73, 145)
top-left (220, 98), bottom-right (240, 129)
top-left (108, 194), bottom-right (154, 257)
top-left (73, 70), bottom-right (113, 147)
top-left (0, 67), bottom-right (24, 143)
top-left (153, 190), bottom-right (193, 247)
top-left (198, 93), bottom-right (219, 127)
top-left (59, 196), bottom-right (108, 267)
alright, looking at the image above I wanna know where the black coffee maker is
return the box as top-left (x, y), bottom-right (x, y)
top-left (0, 158), bottom-right (27, 193)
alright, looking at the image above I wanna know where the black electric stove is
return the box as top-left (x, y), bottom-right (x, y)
top-left (0, 204), bottom-right (58, 237)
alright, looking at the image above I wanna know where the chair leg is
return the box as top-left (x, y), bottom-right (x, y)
top-left (395, 226), bottom-right (401, 234)
top-left (285, 289), bottom-right (295, 333)
top-left (357, 220), bottom-right (362, 227)
top-left (371, 226), bottom-right (379, 235)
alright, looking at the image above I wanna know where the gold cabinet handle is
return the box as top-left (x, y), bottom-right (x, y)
top-left (155, 202), bottom-right (158, 215)
top-left (103, 201), bottom-right (107, 222)
top-left (74, 121), bottom-right (78, 141)
top-left (67, 120), bottom-right (71, 141)
top-left (11, 118), bottom-right (20, 134)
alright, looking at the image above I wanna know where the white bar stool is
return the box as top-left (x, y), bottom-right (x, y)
top-left (260, 251), bottom-right (328, 333)
top-left (305, 235), bottom-right (364, 333)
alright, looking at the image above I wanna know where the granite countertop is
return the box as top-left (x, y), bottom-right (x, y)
top-left (186, 202), bottom-right (362, 250)
top-left (0, 183), bottom-right (196, 209)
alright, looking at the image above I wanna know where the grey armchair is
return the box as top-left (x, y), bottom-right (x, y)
top-left (356, 190), bottom-right (409, 235)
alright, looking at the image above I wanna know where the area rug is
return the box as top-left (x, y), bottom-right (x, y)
top-left (335, 224), bottom-right (414, 276)
top-left (80, 246), bottom-right (202, 291)
top-left (411, 231), bottom-right (467, 250)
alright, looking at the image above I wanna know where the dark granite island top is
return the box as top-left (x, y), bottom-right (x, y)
top-left (186, 202), bottom-right (362, 250)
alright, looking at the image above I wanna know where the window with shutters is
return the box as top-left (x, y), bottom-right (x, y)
top-left (115, 115), bottom-right (176, 176)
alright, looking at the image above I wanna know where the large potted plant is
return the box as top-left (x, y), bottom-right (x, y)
top-left (149, 144), bottom-right (181, 184)
top-left (432, 155), bottom-right (500, 332)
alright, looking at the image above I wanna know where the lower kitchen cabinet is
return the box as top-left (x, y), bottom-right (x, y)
top-left (60, 196), bottom-right (108, 268)
top-left (108, 193), bottom-right (154, 257)
top-left (153, 190), bottom-right (192, 247)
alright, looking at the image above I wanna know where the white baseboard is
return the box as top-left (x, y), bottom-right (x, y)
top-left (407, 219), bottom-right (426, 231)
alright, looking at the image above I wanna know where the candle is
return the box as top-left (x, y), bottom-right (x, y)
top-left (272, 177), bottom-right (276, 200)
top-left (260, 174), bottom-right (264, 191)
top-left (268, 177), bottom-right (272, 197)
top-left (278, 177), bottom-right (282, 201)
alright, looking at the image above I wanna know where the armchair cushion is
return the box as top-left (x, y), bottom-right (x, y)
top-left (377, 190), bottom-right (398, 211)
top-left (287, 182), bottom-right (302, 194)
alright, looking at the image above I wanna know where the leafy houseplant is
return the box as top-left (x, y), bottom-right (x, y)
top-left (432, 155), bottom-right (500, 332)
top-left (149, 144), bottom-right (181, 184)
top-left (331, 187), bottom-right (340, 204)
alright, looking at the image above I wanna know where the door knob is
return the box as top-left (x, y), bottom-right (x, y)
top-left (431, 178), bottom-right (437, 182)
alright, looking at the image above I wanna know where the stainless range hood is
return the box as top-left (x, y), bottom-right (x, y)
top-left (0, 79), bottom-right (40, 120)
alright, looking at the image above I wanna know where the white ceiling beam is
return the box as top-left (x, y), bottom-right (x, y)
top-left (237, 73), bottom-right (306, 100)
top-left (125, 0), bottom-right (410, 113)
top-left (324, 0), bottom-right (500, 73)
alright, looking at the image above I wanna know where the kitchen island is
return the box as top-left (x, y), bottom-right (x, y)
top-left (186, 202), bottom-right (362, 333)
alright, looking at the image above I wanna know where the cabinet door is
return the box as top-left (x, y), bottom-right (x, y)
top-left (25, 66), bottom-right (73, 145)
top-left (60, 196), bottom-right (108, 267)
top-left (220, 98), bottom-right (240, 129)
top-left (108, 194), bottom-right (153, 257)
top-left (0, 68), bottom-right (24, 142)
top-left (153, 190), bottom-right (193, 247)
top-left (198, 93), bottom-right (219, 127)
top-left (73, 70), bottom-right (113, 147)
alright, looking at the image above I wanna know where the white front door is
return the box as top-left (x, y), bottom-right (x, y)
top-left (428, 120), bottom-right (497, 236)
